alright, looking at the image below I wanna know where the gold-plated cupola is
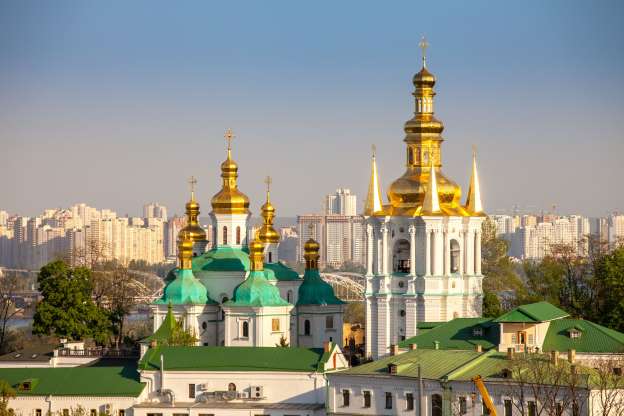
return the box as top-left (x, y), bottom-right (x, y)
top-left (386, 37), bottom-right (468, 216)
top-left (180, 176), bottom-right (207, 243)
top-left (257, 176), bottom-right (280, 244)
top-left (210, 129), bottom-right (251, 215)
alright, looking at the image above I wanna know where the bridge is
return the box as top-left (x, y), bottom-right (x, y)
top-left (320, 272), bottom-right (365, 302)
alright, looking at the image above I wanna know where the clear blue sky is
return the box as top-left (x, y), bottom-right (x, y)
top-left (1, 0), bottom-right (623, 218)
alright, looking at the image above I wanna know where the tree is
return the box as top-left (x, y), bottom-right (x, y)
top-left (592, 247), bottom-right (624, 332)
top-left (0, 379), bottom-right (15, 416)
top-left (0, 273), bottom-right (23, 353)
top-left (276, 335), bottom-right (289, 347)
top-left (590, 357), bottom-right (624, 416)
top-left (482, 289), bottom-right (503, 318)
top-left (344, 301), bottom-right (365, 324)
top-left (168, 318), bottom-right (198, 346)
top-left (33, 260), bottom-right (111, 344)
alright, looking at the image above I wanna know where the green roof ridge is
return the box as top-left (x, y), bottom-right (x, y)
top-left (494, 301), bottom-right (569, 323)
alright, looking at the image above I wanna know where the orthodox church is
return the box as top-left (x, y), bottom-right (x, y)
top-left (363, 41), bottom-right (486, 359)
top-left (151, 130), bottom-right (345, 349)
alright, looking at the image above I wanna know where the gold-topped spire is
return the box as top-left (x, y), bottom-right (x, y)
top-left (465, 146), bottom-right (484, 215)
top-left (178, 229), bottom-right (194, 270)
top-left (180, 176), bottom-right (207, 243)
top-left (419, 36), bottom-right (429, 68)
top-left (211, 129), bottom-right (250, 215)
top-left (421, 156), bottom-right (441, 215)
top-left (257, 175), bottom-right (279, 244)
top-left (364, 144), bottom-right (385, 216)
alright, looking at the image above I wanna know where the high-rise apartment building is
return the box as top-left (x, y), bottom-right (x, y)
top-left (325, 188), bottom-right (357, 216)
top-left (511, 215), bottom-right (590, 260)
top-left (144, 203), bottom-right (168, 221)
top-left (608, 214), bottom-right (624, 247)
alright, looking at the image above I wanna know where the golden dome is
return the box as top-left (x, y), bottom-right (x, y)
top-left (210, 132), bottom-right (250, 215)
top-left (383, 43), bottom-right (471, 217)
top-left (303, 238), bottom-right (320, 270)
top-left (257, 177), bottom-right (280, 244)
top-left (180, 177), bottom-right (207, 242)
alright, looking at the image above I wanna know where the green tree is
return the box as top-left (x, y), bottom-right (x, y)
top-left (33, 260), bottom-right (111, 344)
top-left (0, 379), bottom-right (15, 416)
top-left (481, 218), bottom-right (524, 308)
top-left (592, 247), bottom-right (624, 332)
top-left (344, 301), bottom-right (365, 323)
top-left (276, 335), bottom-right (290, 347)
top-left (482, 289), bottom-right (503, 318)
top-left (168, 318), bottom-right (198, 346)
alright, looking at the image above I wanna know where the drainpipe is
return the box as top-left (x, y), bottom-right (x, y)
top-left (418, 364), bottom-right (424, 416)
top-left (160, 354), bottom-right (165, 392)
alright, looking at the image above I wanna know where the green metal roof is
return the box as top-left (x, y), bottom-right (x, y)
top-left (297, 269), bottom-right (345, 306)
top-left (0, 361), bottom-right (145, 397)
top-left (264, 262), bottom-right (301, 281)
top-left (398, 318), bottom-right (499, 351)
top-left (144, 304), bottom-right (176, 344)
top-left (198, 247), bottom-right (251, 272)
top-left (542, 318), bottom-right (624, 354)
top-left (139, 346), bottom-right (328, 372)
top-left (494, 301), bottom-right (569, 323)
top-left (156, 269), bottom-right (215, 305)
top-left (226, 270), bottom-right (290, 307)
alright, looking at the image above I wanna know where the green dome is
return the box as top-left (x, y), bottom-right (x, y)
top-left (297, 269), bottom-right (345, 306)
top-left (227, 271), bottom-right (290, 307)
top-left (156, 269), bottom-right (214, 305)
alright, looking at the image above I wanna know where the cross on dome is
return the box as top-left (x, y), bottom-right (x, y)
top-left (188, 175), bottom-right (197, 199)
top-left (224, 128), bottom-right (235, 151)
top-left (419, 36), bottom-right (429, 68)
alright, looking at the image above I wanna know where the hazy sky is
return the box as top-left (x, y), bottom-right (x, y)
top-left (1, 0), bottom-right (623, 218)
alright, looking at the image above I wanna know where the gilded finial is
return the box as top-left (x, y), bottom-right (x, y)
top-left (264, 175), bottom-right (272, 201)
top-left (224, 128), bottom-right (235, 157)
top-left (472, 144), bottom-right (477, 159)
top-left (419, 36), bottom-right (429, 68)
top-left (188, 176), bottom-right (197, 201)
top-left (371, 144), bottom-right (376, 158)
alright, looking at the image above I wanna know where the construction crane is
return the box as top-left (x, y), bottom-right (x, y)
top-left (472, 375), bottom-right (497, 416)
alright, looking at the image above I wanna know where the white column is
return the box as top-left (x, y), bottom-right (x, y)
top-left (458, 231), bottom-right (465, 276)
top-left (466, 229), bottom-right (475, 275)
top-left (409, 224), bottom-right (416, 276)
top-left (475, 230), bottom-right (482, 275)
top-left (366, 224), bottom-right (374, 276)
top-left (381, 224), bottom-right (389, 276)
top-left (443, 231), bottom-right (450, 276)
top-left (425, 229), bottom-right (431, 276)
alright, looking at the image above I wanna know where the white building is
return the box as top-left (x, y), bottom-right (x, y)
top-left (325, 188), bottom-right (357, 216)
top-left (363, 53), bottom-right (485, 359)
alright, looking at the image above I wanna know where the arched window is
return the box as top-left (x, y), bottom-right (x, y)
top-left (242, 321), bottom-right (249, 338)
top-left (223, 226), bottom-right (228, 245)
top-left (326, 315), bottom-right (334, 329)
top-left (236, 226), bottom-right (241, 245)
top-left (228, 383), bottom-right (236, 392)
top-left (393, 239), bottom-right (410, 273)
top-left (450, 239), bottom-right (460, 273)
top-left (268, 251), bottom-right (273, 263)
top-left (431, 394), bottom-right (443, 416)
top-left (304, 319), bottom-right (311, 336)
top-left (287, 290), bottom-right (293, 303)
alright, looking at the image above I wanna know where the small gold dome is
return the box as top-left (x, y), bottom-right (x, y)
top-left (178, 230), bottom-right (194, 269)
top-left (413, 67), bottom-right (436, 87)
top-left (248, 239), bottom-right (265, 271)
top-left (181, 195), bottom-right (206, 242)
top-left (303, 238), bottom-right (320, 270)
top-left (257, 199), bottom-right (279, 244)
top-left (211, 149), bottom-right (250, 215)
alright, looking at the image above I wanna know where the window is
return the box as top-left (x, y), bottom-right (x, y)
top-left (399, 310), bottom-right (406, 317)
top-left (432, 394), bottom-right (442, 416)
top-left (242, 321), bottom-right (249, 338)
top-left (35, 410), bottom-right (42, 416)
top-left (304, 319), bottom-right (311, 335)
top-left (342, 389), bottom-right (350, 407)
top-left (118, 411), bottom-right (125, 416)
top-left (189, 383), bottom-right (196, 398)
top-left (236, 226), bottom-right (241, 245)
top-left (202, 321), bottom-right (208, 330)
top-left (614, 367), bottom-right (622, 376)
top-left (406, 392), bottom-right (414, 410)
top-left (147, 414), bottom-right (163, 416)
top-left (268, 251), bottom-right (272, 262)
top-left (511, 333), bottom-right (517, 344)
top-left (473, 327), bottom-right (483, 336)
top-left (528, 401), bottom-right (537, 416)
top-left (223, 226), bottom-right (228, 244)
top-left (572, 402), bottom-right (580, 416)
top-left (570, 329), bottom-right (581, 339)
top-left (89, 411), bottom-right (96, 416)
top-left (504, 399), bottom-right (512, 416)
top-left (450, 239), bottom-right (460, 272)
top-left (385, 392), bottom-right (393, 409)
top-left (272, 318), bottom-right (280, 332)
top-left (363, 390), bottom-right (371, 408)
top-left (63, 410), bottom-right (69, 416)
top-left (287, 290), bottom-right (293, 303)
top-left (326, 315), bottom-right (334, 329)
top-left (459, 397), bottom-right (467, 415)
top-left (228, 383), bottom-right (237, 391)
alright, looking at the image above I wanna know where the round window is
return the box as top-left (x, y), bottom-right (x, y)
top-left (202, 321), bottom-right (208, 330)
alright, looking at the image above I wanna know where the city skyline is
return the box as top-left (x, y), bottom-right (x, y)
top-left (2, 1), bottom-right (623, 218)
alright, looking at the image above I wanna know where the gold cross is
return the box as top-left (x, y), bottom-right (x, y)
top-left (419, 36), bottom-right (429, 67)
top-left (264, 175), bottom-right (272, 193)
top-left (472, 144), bottom-right (477, 159)
top-left (188, 176), bottom-right (197, 198)
top-left (371, 144), bottom-right (376, 157)
top-left (224, 128), bottom-right (235, 151)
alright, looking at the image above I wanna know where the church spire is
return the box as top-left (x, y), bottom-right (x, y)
top-left (257, 176), bottom-right (279, 244)
top-left (422, 156), bottom-right (441, 215)
top-left (179, 176), bottom-right (207, 244)
top-left (210, 129), bottom-right (250, 215)
top-left (465, 147), bottom-right (484, 214)
top-left (364, 145), bottom-right (384, 216)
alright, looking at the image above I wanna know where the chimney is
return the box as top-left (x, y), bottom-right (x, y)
top-left (475, 344), bottom-right (482, 353)
top-left (568, 349), bottom-right (576, 364)
top-left (409, 343), bottom-right (418, 351)
top-left (550, 350), bottom-right (559, 365)
top-left (507, 347), bottom-right (515, 360)
top-left (391, 344), bottom-right (399, 356)
top-left (434, 341), bottom-right (440, 350)
top-left (323, 341), bottom-right (331, 353)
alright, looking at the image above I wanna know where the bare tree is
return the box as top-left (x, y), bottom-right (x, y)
top-left (591, 358), bottom-right (624, 416)
top-left (0, 273), bottom-right (24, 353)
